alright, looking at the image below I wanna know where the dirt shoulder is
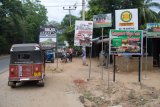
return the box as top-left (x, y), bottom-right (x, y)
top-left (70, 58), bottom-right (160, 107)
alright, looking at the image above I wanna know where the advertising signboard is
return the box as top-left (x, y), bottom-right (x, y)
top-left (115, 8), bottom-right (138, 30)
top-left (74, 21), bottom-right (93, 47)
top-left (93, 14), bottom-right (112, 28)
top-left (39, 27), bottom-right (57, 49)
top-left (110, 30), bottom-right (143, 55)
top-left (147, 23), bottom-right (160, 37)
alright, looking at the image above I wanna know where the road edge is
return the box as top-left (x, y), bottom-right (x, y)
top-left (0, 55), bottom-right (10, 60)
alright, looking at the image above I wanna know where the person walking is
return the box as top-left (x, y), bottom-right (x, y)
top-left (81, 46), bottom-right (87, 66)
top-left (61, 48), bottom-right (67, 63)
top-left (69, 47), bottom-right (73, 62)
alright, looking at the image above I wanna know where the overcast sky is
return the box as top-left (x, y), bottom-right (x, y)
top-left (40, 0), bottom-right (86, 23)
top-left (40, 0), bottom-right (160, 23)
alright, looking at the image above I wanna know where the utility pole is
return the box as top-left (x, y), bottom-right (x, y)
top-left (63, 6), bottom-right (76, 27)
top-left (82, 0), bottom-right (85, 20)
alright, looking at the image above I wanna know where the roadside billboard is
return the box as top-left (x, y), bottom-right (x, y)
top-left (109, 30), bottom-right (143, 55)
top-left (93, 13), bottom-right (112, 28)
top-left (115, 8), bottom-right (138, 30)
top-left (74, 21), bottom-right (93, 47)
top-left (147, 23), bottom-right (160, 37)
top-left (39, 27), bottom-right (57, 49)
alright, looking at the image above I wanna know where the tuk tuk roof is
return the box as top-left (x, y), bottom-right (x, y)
top-left (10, 43), bottom-right (41, 52)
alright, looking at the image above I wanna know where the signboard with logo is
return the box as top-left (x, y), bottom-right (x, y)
top-left (115, 8), bottom-right (138, 30)
top-left (39, 27), bottom-right (57, 49)
top-left (74, 21), bottom-right (93, 47)
top-left (109, 30), bottom-right (143, 55)
top-left (93, 14), bottom-right (112, 28)
top-left (147, 23), bottom-right (160, 37)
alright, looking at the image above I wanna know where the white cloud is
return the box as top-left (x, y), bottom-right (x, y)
top-left (151, 0), bottom-right (160, 13)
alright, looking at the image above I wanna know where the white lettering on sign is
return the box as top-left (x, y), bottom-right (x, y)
top-left (40, 31), bottom-right (56, 35)
top-left (45, 28), bottom-right (56, 32)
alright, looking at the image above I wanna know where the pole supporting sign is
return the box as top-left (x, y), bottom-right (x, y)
top-left (109, 30), bottom-right (143, 55)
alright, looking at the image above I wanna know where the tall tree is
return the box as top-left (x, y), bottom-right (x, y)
top-left (132, 0), bottom-right (160, 25)
top-left (0, 0), bottom-right (48, 54)
top-left (0, 0), bottom-right (26, 53)
top-left (61, 15), bottom-right (79, 46)
top-left (23, 1), bottom-right (48, 43)
top-left (86, 0), bottom-right (160, 29)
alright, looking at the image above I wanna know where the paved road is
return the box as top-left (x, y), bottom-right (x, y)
top-left (0, 55), bottom-right (10, 74)
top-left (0, 59), bottom-right (83, 107)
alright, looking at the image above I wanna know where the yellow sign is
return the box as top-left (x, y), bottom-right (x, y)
top-left (34, 72), bottom-right (41, 77)
top-left (119, 22), bottom-right (134, 26)
top-left (121, 11), bottom-right (132, 22)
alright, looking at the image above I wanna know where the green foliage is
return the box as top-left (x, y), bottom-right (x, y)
top-left (23, 1), bottom-right (48, 43)
top-left (60, 15), bottom-right (80, 46)
top-left (0, 0), bottom-right (48, 54)
top-left (86, 0), bottom-right (160, 30)
top-left (0, 36), bottom-right (9, 54)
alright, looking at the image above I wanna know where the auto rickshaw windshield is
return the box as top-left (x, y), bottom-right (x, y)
top-left (10, 51), bottom-right (43, 64)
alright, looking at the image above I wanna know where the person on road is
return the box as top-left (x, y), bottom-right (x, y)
top-left (61, 48), bottom-right (68, 63)
top-left (81, 46), bottom-right (87, 66)
top-left (69, 47), bottom-right (73, 62)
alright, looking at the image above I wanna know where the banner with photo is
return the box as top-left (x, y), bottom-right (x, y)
top-left (115, 8), bottom-right (138, 30)
top-left (39, 27), bottom-right (57, 49)
top-left (93, 14), bottom-right (112, 28)
top-left (147, 23), bottom-right (160, 37)
top-left (109, 30), bottom-right (143, 55)
top-left (74, 21), bottom-right (93, 47)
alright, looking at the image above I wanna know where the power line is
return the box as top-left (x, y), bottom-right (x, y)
top-left (45, 4), bottom-right (83, 7)
top-left (63, 6), bottom-right (77, 27)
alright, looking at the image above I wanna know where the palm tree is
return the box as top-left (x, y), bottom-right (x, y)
top-left (132, 0), bottom-right (160, 25)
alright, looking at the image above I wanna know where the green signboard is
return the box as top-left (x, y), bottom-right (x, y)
top-left (147, 23), bottom-right (160, 37)
top-left (110, 30), bottom-right (143, 55)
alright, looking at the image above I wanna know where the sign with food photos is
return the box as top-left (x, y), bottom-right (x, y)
top-left (110, 30), bottom-right (143, 55)
top-left (74, 21), bottom-right (93, 47)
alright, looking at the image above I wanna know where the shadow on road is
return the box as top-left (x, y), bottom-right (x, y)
top-left (10, 81), bottom-right (44, 89)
